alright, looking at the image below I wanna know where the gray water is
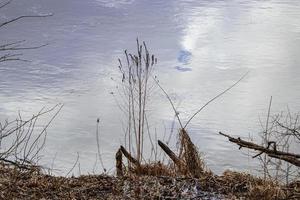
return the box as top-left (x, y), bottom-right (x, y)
top-left (1, 0), bottom-right (300, 175)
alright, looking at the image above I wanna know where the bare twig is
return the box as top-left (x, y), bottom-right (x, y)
top-left (117, 39), bottom-right (157, 167)
top-left (153, 77), bottom-right (184, 129)
top-left (0, 2), bottom-right (52, 63)
top-left (0, 0), bottom-right (12, 9)
top-left (65, 152), bottom-right (80, 177)
top-left (96, 118), bottom-right (106, 172)
top-left (184, 72), bottom-right (249, 129)
top-left (0, 14), bottom-right (53, 28)
top-left (0, 104), bottom-right (63, 167)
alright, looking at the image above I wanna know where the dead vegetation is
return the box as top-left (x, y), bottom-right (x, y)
top-left (219, 97), bottom-right (300, 185)
top-left (114, 115), bottom-right (299, 199)
top-left (114, 127), bottom-right (299, 199)
top-left (115, 128), bottom-right (208, 178)
top-left (0, 104), bottom-right (63, 170)
top-left (1, 159), bottom-right (299, 199)
top-left (0, 162), bottom-right (118, 200)
top-left (219, 131), bottom-right (300, 167)
top-left (112, 40), bottom-right (299, 199)
top-left (114, 39), bottom-right (246, 178)
top-left (0, 92), bottom-right (295, 199)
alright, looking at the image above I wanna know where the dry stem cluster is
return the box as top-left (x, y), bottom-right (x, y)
top-left (0, 104), bottom-right (63, 169)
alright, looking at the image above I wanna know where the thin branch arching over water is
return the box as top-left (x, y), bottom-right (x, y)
top-left (184, 71), bottom-right (249, 129)
top-left (154, 72), bottom-right (249, 130)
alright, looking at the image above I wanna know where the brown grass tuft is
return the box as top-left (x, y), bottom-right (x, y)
top-left (179, 128), bottom-right (206, 178)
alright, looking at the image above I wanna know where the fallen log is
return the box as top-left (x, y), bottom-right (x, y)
top-left (268, 154), bottom-right (300, 167)
top-left (219, 132), bottom-right (300, 167)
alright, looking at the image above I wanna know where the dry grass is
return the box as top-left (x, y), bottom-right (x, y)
top-left (0, 162), bottom-right (119, 200)
top-left (217, 170), bottom-right (286, 199)
top-left (1, 161), bottom-right (298, 199)
top-left (178, 128), bottom-right (206, 178)
top-left (116, 39), bottom-right (157, 164)
top-left (130, 162), bottom-right (175, 177)
top-left (116, 128), bottom-right (300, 199)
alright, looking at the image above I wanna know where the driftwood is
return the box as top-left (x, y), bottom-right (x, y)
top-left (158, 140), bottom-right (182, 166)
top-left (119, 146), bottom-right (140, 166)
top-left (158, 140), bottom-right (187, 174)
top-left (115, 148), bottom-right (123, 177)
top-left (158, 129), bottom-right (205, 178)
top-left (219, 132), bottom-right (300, 167)
top-left (115, 146), bottom-right (141, 176)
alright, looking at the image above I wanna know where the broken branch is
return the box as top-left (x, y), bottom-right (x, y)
top-left (219, 132), bottom-right (300, 167)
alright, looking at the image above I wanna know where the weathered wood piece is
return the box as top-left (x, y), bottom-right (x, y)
top-left (219, 132), bottom-right (300, 167)
top-left (158, 140), bottom-right (182, 166)
top-left (120, 146), bottom-right (140, 166)
top-left (158, 140), bottom-right (187, 175)
top-left (115, 148), bottom-right (123, 177)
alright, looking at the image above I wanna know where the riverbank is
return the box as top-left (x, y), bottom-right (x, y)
top-left (0, 162), bottom-right (298, 200)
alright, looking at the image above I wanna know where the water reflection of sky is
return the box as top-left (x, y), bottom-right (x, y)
top-left (0, 0), bottom-right (300, 175)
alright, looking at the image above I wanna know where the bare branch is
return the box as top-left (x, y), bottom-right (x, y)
top-left (65, 152), bottom-right (80, 177)
top-left (0, 104), bottom-right (63, 167)
top-left (0, 0), bottom-right (12, 9)
top-left (0, 42), bottom-right (48, 51)
top-left (219, 132), bottom-right (300, 167)
top-left (0, 40), bottom-right (26, 49)
top-left (276, 121), bottom-right (300, 140)
top-left (153, 77), bottom-right (184, 129)
top-left (0, 13), bottom-right (53, 28)
top-left (184, 71), bottom-right (249, 129)
top-left (0, 53), bottom-right (29, 63)
top-left (0, 3), bottom-right (52, 63)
